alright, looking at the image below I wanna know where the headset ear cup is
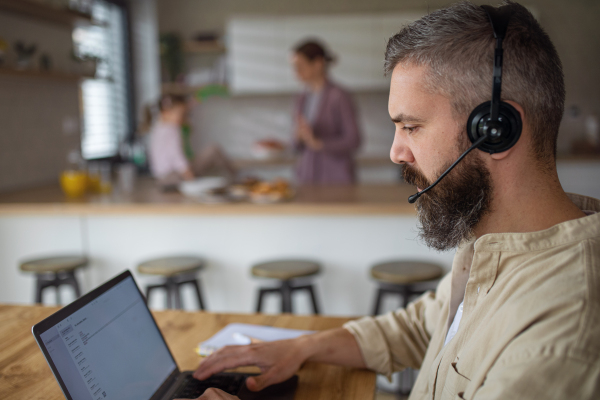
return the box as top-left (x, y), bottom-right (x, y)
top-left (467, 101), bottom-right (522, 154)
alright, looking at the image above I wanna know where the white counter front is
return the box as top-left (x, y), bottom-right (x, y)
top-left (0, 213), bottom-right (452, 316)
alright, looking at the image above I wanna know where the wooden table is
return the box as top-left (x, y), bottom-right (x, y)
top-left (0, 304), bottom-right (376, 400)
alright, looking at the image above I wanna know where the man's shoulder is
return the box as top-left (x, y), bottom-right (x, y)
top-left (494, 230), bottom-right (600, 360)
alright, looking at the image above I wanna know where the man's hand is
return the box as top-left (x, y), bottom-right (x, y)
top-left (193, 338), bottom-right (307, 392)
top-left (174, 387), bottom-right (239, 400)
top-left (192, 328), bottom-right (365, 393)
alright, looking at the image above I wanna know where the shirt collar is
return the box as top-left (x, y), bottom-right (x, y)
top-left (473, 193), bottom-right (600, 253)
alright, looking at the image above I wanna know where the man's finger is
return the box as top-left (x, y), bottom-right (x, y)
top-left (198, 387), bottom-right (237, 400)
top-left (194, 346), bottom-right (257, 380)
top-left (245, 369), bottom-right (279, 392)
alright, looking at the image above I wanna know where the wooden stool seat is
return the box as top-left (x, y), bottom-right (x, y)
top-left (251, 260), bottom-right (320, 280)
top-left (371, 261), bottom-right (444, 285)
top-left (137, 256), bottom-right (206, 310)
top-left (252, 259), bottom-right (321, 314)
top-left (138, 256), bottom-right (204, 277)
top-left (19, 256), bottom-right (88, 274)
top-left (19, 255), bottom-right (87, 304)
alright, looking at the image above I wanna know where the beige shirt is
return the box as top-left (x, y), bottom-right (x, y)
top-left (344, 193), bottom-right (600, 400)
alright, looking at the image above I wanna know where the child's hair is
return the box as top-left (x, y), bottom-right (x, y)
top-left (137, 94), bottom-right (187, 135)
top-left (158, 93), bottom-right (187, 111)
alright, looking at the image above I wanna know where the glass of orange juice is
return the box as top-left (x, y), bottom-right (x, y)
top-left (60, 170), bottom-right (88, 198)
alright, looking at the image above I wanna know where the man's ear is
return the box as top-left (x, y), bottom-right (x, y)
top-left (489, 100), bottom-right (525, 160)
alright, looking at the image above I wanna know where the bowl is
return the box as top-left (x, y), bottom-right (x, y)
top-left (179, 177), bottom-right (228, 198)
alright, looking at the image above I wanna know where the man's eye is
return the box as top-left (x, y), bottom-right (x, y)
top-left (403, 126), bottom-right (417, 134)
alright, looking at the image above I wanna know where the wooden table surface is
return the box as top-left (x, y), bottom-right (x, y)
top-left (0, 304), bottom-right (376, 400)
top-left (0, 180), bottom-right (417, 215)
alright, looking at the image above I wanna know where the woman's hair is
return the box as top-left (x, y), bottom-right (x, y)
top-left (158, 93), bottom-right (187, 112)
top-left (294, 40), bottom-right (336, 64)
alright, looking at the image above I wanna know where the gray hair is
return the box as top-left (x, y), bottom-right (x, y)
top-left (385, 1), bottom-right (565, 166)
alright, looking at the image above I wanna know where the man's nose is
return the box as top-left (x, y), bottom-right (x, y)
top-left (390, 130), bottom-right (414, 165)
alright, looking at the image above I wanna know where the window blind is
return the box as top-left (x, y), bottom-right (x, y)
top-left (74, 0), bottom-right (131, 160)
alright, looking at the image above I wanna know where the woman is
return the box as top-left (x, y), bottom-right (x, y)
top-left (148, 94), bottom-right (237, 187)
top-left (292, 40), bottom-right (361, 185)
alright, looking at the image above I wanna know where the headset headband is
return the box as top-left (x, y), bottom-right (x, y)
top-left (480, 5), bottom-right (515, 123)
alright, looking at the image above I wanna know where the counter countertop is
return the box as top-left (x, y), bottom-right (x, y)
top-left (0, 179), bottom-right (418, 215)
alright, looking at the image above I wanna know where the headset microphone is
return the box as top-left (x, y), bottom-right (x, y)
top-left (407, 4), bottom-right (522, 204)
top-left (407, 133), bottom-right (489, 204)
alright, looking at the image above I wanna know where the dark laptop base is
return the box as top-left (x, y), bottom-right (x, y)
top-left (169, 371), bottom-right (298, 400)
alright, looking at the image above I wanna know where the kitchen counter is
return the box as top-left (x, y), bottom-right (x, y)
top-left (0, 179), bottom-right (441, 315)
top-left (0, 179), bottom-right (417, 215)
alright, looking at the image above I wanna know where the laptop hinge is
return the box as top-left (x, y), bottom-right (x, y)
top-left (150, 368), bottom-right (182, 400)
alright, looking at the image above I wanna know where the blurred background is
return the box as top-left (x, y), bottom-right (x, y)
top-left (0, 0), bottom-right (598, 317)
top-left (0, 0), bottom-right (598, 397)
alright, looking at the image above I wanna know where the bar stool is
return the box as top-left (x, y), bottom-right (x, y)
top-left (137, 256), bottom-right (206, 310)
top-left (371, 260), bottom-right (444, 396)
top-left (19, 255), bottom-right (88, 304)
top-left (252, 259), bottom-right (321, 314)
top-left (371, 260), bottom-right (444, 316)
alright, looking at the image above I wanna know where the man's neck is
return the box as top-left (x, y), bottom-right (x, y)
top-left (474, 168), bottom-right (587, 238)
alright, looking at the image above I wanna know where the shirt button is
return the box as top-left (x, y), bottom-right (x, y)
top-left (477, 286), bottom-right (480, 294)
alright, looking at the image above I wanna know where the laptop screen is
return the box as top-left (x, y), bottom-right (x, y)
top-left (38, 276), bottom-right (177, 400)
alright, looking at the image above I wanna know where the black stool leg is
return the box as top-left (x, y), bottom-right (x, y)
top-left (165, 281), bottom-right (173, 309)
top-left (34, 275), bottom-right (44, 304)
top-left (145, 284), bottom-right (162, 305)
top-left (64, 271), bottom-right (81, 299)
top-left (400, 285), bottom-right (410, 308)
top-left (166, 278), bottom-right (182, 309)
top-left (281, 281), bottom-right (292, 313)
top-left (191, 279), bottom-right (205, 310)
top-left (372, 287), bottom-right (384, 316)
top-left (256, 289), bottom-right (267, 313)
top-left (55, 283), bottom-right (62, 305)
top-left (307, 285), bottom-right (320, 314)
top-left (145, 286), bottom-right (153, 304)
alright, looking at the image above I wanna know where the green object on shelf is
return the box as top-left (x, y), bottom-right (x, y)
top-left (160, 33), bottom-right (183, 82)
top-left (181, 123), bottom-right (194, 160)
top-left (194, 84), bottom-right (228, 102)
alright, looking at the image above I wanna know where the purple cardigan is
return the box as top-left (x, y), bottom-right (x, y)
top-left (293, 81), bottom-right (361, 185)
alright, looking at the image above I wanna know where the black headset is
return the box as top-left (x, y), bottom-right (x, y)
top-left (408, 4), bottom-right (523, 204)
top-left (467, 5), bottom-right (522, 153)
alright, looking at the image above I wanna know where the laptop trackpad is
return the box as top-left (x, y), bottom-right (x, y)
top-left (238, 375), bottom-right (298, 400)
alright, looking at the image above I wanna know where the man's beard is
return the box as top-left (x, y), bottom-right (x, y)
top-left (402, 139), bottom-right (493, 251)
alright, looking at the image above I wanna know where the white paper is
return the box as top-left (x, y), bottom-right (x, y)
top-left (197, 323), bottom-right (315, 356)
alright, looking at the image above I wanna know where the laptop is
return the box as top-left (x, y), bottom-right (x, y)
top-left (32, 270), bottom-right (298, 400)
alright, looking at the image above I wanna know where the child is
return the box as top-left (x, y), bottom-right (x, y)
top-left (148, 94), bottom-right (237, 187)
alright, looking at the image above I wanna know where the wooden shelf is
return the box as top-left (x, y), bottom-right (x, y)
top-left (0, 0), bottom-right (92, 27)
top-left (183, 41), bottom-right (226, 54)
top-left (0, 66), bottom-right (94, 82)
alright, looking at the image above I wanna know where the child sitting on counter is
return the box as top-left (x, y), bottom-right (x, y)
top-left (148, 94), bottom-right (237, 187)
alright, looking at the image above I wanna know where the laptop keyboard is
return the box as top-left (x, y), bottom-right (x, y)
top-left (172, 374), bottom-right (246, 399)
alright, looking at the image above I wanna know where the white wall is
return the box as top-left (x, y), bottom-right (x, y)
top-left (227, 13), bottom-right (423, 94)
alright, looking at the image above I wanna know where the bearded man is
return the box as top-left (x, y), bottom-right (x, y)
top-left (180, 2), bottom-right (600, 399)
